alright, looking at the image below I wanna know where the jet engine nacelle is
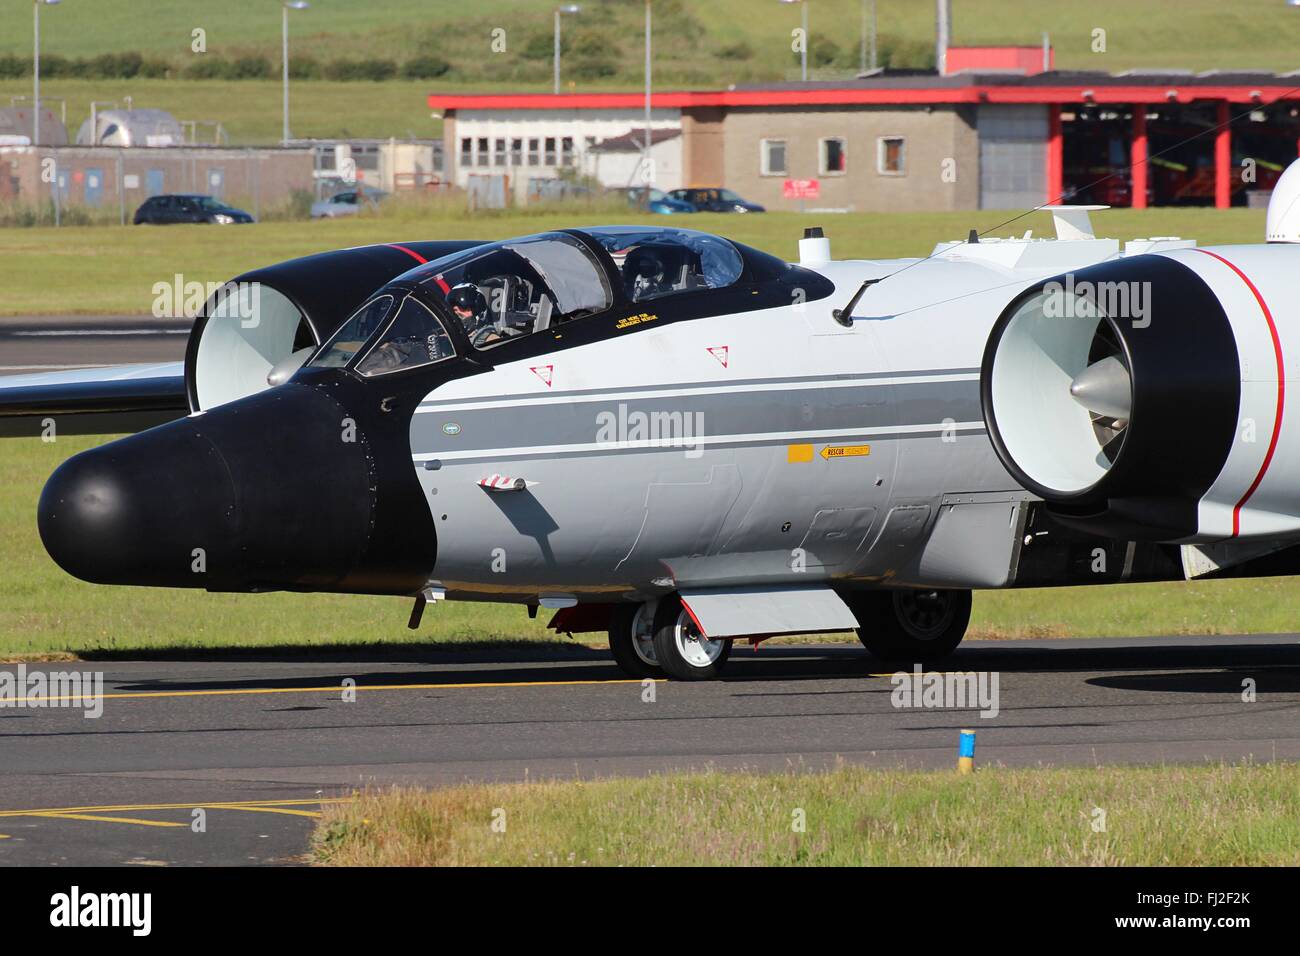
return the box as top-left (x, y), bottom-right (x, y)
top-left (982, 247), bottom-right (1300, 542)
top-left (185, 240), bottom-right (481, 412)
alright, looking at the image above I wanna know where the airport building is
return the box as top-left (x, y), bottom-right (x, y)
top-left (430, 63), bottom-right (1300, 212)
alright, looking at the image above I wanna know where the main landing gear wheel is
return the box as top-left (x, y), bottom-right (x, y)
top-left (608, 601), bottom-right (661, 678)
top-left (849, 588), bottom-right (972, 663)
top-left (651, 596), bottom-right (732, 681)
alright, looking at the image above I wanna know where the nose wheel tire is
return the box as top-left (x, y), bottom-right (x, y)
top-left (608, 601), bottom-right (662, 678)
top-left (847, 588), bottom-right (971, 663)
top-left (651, 596), bottom-right (732, 681)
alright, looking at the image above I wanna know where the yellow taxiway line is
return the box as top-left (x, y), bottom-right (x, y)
top-left (0, 797), bottom-right (352, 820)
top-left (2, 676), bottom-right (660, 706)
top-left (37, 813), bottom-right (187, 828)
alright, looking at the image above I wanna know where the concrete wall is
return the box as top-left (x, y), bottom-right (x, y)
top-left (0, 146), bottom-right (314, 216)
top-left (681, 107), bottom-right (726, 187)
top-left (711, 104), bottom-right (980, 212)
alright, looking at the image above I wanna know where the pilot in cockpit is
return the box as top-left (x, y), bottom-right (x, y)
top-left (447, 282), bottom-right (496, 344)
top-left (625, 248), bottom-right (669, 302)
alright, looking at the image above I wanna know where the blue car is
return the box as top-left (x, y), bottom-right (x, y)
top-left (612, 187), bottom-right (696, 214)
top-left (668, 187), bottom-right (765, 213)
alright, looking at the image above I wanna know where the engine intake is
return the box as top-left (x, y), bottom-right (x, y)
top-left (981, 254), bottom-right (1242, 540)
top-left (184, 240), bottom-right (482, 412)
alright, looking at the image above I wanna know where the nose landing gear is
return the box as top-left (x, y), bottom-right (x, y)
top-left (607, 595), bottom-right (733, 681)
top-left (608, 600), bottom-right (662, 678)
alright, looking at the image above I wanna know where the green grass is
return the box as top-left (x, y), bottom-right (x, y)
top-left (0, 77), bottom-right (449, 145)
top-left (4, 1), bottom-right (1300, 146)
top-left (0, 206), bottom-right (1269, 315)
top-left (312, 762), bottom-right (1300, 865)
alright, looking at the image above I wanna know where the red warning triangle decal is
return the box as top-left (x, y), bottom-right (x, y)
top-left (530, 364), bottom-right (554, 387)
top-left (707, 346), bottom-right (729, 368)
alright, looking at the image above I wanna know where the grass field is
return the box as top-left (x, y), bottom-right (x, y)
top-left (312, 762), bottom-right (1300, 865)
top-left (2, 1), bottom-right (1300, 145)
top-left (0, 206), bottom-right (1269, 316)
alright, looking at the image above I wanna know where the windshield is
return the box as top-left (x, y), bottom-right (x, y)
top-left (411, 232), bottom-right (612, 350)
top-left (718, 189), bottom-right (744, 203)
top-left (355, 295), bottom-right (455, 376)
top-left (312, 295), bottom-right (394, 368)
top-left (580, 226), bottom-right (745, 303)
top-left (196, 197), bottom-right (227, 211)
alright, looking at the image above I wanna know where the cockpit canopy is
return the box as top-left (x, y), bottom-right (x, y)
top-left (309, 226), bottom-right (753, 376)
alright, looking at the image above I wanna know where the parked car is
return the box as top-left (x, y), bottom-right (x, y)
top-left (607, 186), bottom-right (695, 214)
top-left (133, 194), bottom-right (254, 225)
top-left (667, 187), bottom-right (765, 213)
top-left (311, 188), bottom-right (387, 219)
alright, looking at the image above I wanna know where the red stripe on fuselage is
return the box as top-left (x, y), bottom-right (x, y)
top-left (386, 243), bottom-right (428, 264)
top-left (1193, 249), bottom-right (1285, 537)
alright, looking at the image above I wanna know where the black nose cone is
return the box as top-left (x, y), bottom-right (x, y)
top-left (38, 384), bottom-right (383, 592)
top-left (39, 422), bottom-right (238, 588)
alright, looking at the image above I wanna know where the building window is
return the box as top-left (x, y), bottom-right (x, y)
top-left (476, 137), bottom-right (489, 167)
top-left (352, 144), bottom-right (380, 171)
top-left (878, 136), bottom-right (906, 175)
top-left (560, 136), bottom-right (574, 166)
top-left (493, 138), bottom-right (507, 166)
top-left (819, 137), bottom-right (847, 175)
top-left (527, 138), bottom-right (540, 166)
top-left (760, 138), bottom-right (787, 176)
top-left (459, 138), bottom-right (473, 168)
top-left (509, 138), bottom-right (523, 166)
top-left (544, 137), bottom-right (557, 166)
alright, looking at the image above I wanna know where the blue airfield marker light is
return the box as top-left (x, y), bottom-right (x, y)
top-left (957, 729), bottom-right (975, 774)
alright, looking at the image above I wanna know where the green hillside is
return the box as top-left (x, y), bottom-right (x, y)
top-left (1, 1), bottom-right (1298, 145)
top-left (3, 0), bottom-right (1300, 78)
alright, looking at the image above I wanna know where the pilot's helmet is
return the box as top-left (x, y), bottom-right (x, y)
top-left (447, 283), bottom-right (487, 320)
top-left (634, 251), bottom-right (664, 279)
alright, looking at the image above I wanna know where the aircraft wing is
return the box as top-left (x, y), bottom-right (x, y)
top-left (0, 362), bottom-right (188, 437)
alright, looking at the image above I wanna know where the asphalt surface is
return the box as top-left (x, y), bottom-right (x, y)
top-left (0, 316), bottom-right (189, 373)
top-left (1, 634), bottom-right (1298, 866)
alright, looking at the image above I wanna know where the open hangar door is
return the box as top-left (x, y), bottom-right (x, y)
top-left (1062, 102), bottom-right (1300, 208)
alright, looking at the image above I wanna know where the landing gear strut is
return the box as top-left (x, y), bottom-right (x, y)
top-left (847, 588), bottom-right (972, 663)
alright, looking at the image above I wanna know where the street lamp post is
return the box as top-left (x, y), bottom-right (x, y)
top-left (644, 0), bottom-right (652, 170)
top-left (553, 4), bottom-right (581, 95)
top-left (780, 0), bottom-right (809, 82)
top-left (282, 1), bottom-right (310, 144)
top-left (33, 0), bottom-right (62, 148)
top-left (862, 0), bottom-right (877, 73)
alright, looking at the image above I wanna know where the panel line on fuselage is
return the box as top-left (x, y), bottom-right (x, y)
top-left (411, 422), bottom-right (985, 463)
top-left (414, 367), bottom-right (981, 411)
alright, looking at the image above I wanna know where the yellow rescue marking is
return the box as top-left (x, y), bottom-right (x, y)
top-left (787, 443), bottom-right (814, 463)
top-left (615, 312), bottom-right (658, 330)
top-left (0, 834), bottom-right (10, 839)
top-left (4, 676), bottom-right (658, 706)
top-left (36, 813), bottom-right (186, 828)
top-left (0, 797), bottom-right (351, 819)
top-left (821, 444), bottom-right (871, 460)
